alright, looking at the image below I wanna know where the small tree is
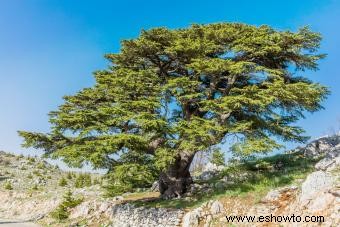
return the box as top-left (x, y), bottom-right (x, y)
top-left (50, 190), bottom-right (83, 221)
top-left (74, 174), bottom-right (84, 188)
top-left (210, 148), bottom-right (225, 166)
top-left (32, 184), bottom-right (38, 190)
top-left (84, 174), bottom-right (92, 187)
top-left (4, 181), bottom-right (13, 190)
top-left (74, 173), bottom-right (91, 188)
top-left (59, 177), bottom-right (68, 187)
top-left (66, 172), bottom-right (73, 180)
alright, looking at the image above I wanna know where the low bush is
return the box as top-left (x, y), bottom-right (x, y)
top-left (59, 177), bottom-right (68, 187)
top-left (50, 190), bottom-right (83, 221)
top-left (4, 181), bottom-right (13, 190)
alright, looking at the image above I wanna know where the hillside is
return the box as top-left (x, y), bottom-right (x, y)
top-left (0, 134), bottom-right (339, 226)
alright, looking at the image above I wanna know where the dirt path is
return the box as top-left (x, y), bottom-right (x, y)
top-left (0, 219), bottom-right (39, 227)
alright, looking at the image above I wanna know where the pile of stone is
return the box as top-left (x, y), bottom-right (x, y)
top-left (110, 203), bottom-right (184, 227)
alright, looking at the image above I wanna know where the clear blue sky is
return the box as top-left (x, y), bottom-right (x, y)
top-left (1, 0), bottom-right (340, 156)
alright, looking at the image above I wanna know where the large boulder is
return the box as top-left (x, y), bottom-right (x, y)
top-left (202, 162), bottom-right (224, 172)
top-left (197, 162), bottom-right (224, 181)
top-left (300, 171), bottom-right (334, 206)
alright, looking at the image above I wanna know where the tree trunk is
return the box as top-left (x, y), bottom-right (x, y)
top-left (158, 151), bottom-right (194, 199)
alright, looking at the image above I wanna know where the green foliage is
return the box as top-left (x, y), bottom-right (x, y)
top-left (104, 163), bottom-right (158, 196)
top-left (66, 172), bottom-right (73, 180)
top-left (36, 162), bottom-right (46, 169)
top-left (31, 184), bottom-right (38, 190)
top-left (19, 23), bottom-right (329, 192)
top-left (74, 173), bottom-right (92, 188)
top-left (50, 190), bottom-right (83, 221)
top-left (59, 177), bottom-right (68, 187)
top-left (32, 170), bottom-right (42, 177)
top-left (93, 178), bottom-right (99, 185)
top-left (4, 181), bottom-right (13, 190)
top-left (27, 156), bottom-right (36, 164)
top-left (210, 148), bottom-right (225, 166)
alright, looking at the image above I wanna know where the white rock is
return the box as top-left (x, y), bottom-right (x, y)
top-left (204, 215), bottom-right (212, 227)
top-left (210, 200), bottom-right (224, 215)
top-left (182, 209), bottom-right (200, 227)
top-left (112, 196), bottom-right (124, 201)
top-left (308, 192), bottom-right (335, 212)
top-left (302, 134), bottom-right (340, 157)
top-left (300, 171), bottom-right (333, 205)
top-left (315, 145), bottom-right (340, 171)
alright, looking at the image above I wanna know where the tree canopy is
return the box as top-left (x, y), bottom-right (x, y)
top-left (19, 23), bottom-right (328, 198)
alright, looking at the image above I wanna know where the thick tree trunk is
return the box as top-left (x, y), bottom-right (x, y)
top-left (158, 151), bottom-right (194, 199)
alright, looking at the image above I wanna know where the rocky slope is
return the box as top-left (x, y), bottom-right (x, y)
top-left (0, 134), bottom-right (339, 226)
top-left (0, 152), bottom-right (105, 225)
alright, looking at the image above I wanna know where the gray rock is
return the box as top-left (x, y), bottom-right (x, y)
top-left (261, 186), bottom-right (298, 203)
top-left (111, 203), bottom-right (183, 227)
top-left (300, 171), bottom-right (334, 205)
top-left (112, 196), bottom-right (124, 201)
top-left (182, 209), bottom-right (200, 227)
top-left (315, 144), bottom-right (340, 171)
top-left (199, 171), bottom-right (215, 181)
top-left (301, 134), bottom-right (340, 157)
top-left (202, 162), bottom-right (224, 172)
top-left (150, 181), bottom-right (159, 192)
top-left (204, 215), bottom-right (212, 227)
top-left (210, 200), bottom-right (224, 215)
top-left (197, 162), bottom-right (225, 181)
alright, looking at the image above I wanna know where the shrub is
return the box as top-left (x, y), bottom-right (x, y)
top-left (84, 174), bottom-right (92, 187)
top-left (93, 178), bottom-right (99, 185)
top-left (66, 172), bottom-right (72, 180)
top-left (32, 184), bottom-right (38, 190)
top-left (50, 190), bottom-right (83, 221)
top-left (210, 148), bottom-right (225, 166)
top-left (36, 162), bottom-right (46, 169)
top-left (32, 170), bottom-right (43, 177)
top-left (75, 173), bottom-right (92, 188)
top-left (27, 156), bottom-right (36, 164)
top-left (4, 181), bottom-right (13, 190)
top-left (59, 177), bottom-right (68, 187)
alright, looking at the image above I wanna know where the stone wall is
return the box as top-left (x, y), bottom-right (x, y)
top-left (110, 203), bottom-right (184, 227)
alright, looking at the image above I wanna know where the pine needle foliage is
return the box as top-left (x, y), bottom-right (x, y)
top-left (50, 190), bottom-right (83, 221)
top-left (210, 148), bottom-right (225, 166)
top-left (19, 23), bottom-right (329, 195)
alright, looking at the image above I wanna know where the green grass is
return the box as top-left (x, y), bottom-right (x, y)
top-left (131, 152), bottom-right (319, 209)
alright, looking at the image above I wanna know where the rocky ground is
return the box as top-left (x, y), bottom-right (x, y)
top-left (0, 134), bottom-right (339, 226)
